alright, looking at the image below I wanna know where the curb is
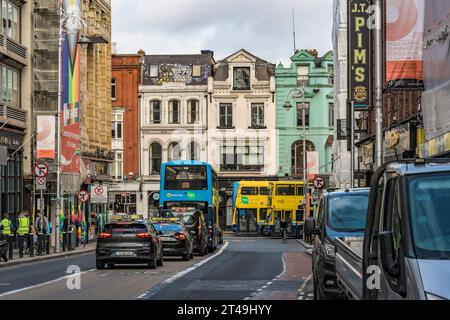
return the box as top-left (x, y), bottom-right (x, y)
top-left (296, 239), bottom-right (313, 255)
top-left (0, 247), bottom-right (96, 269)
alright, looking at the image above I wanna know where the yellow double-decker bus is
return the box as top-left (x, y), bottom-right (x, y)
top-left (266, 181), bottom-right (306, 239)
top-left (232, 181), bottom-right (272, 235)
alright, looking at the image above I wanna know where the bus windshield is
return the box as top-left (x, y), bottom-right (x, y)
top-left (164, 165), bottom-right (207, 190)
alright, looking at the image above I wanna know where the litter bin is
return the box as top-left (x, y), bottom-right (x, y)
top-left (67, 225), bottom-right (76, 251)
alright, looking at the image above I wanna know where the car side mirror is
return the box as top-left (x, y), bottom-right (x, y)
top-left (379, 231), bottom-right (399, 277)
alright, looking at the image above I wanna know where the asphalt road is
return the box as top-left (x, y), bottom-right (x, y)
top-left (0, 236), bottom-right (313, 300)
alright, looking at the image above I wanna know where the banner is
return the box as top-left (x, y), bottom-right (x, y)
top-left (307, 152), bottom-right (320, 179)
top-left (348, 0), bottom-right (372, 110)
top-left (386, 0), bottom-right (425, 90)
top-left (61, 0), bottom-right (81, 174)
top-left (37, 115), bottom-right (56, 160)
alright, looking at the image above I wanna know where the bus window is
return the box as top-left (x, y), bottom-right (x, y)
top-left (296, 210), bottom-right (304, 222)
top-left (276, 185), bottom-right (295, 195)
top-left (259, 187), bottom-right (269, 195)
top-left (285, 211), bottom-right (293, 223)
top-left (241, 187), bottom-right (257, 195)
top-left (259, 208), bottom-right (268, 221)
top-left (164, 165), bottom-right (207, 190)
top-left (297, 187), bottom-right (304, 196)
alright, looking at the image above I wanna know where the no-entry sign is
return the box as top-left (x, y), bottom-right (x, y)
top-left (34, 163), bottom-right (49, 177)
top-left (78, 190), bottom-right (90, 203)
top-left (313, 176), bottom-right (325, 189)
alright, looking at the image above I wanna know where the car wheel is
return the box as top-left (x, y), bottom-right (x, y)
top-left (2, 254), bottom-right (8, 262)
top-left (148, 258), bottom-right (157, 269)
top-left (96, 261), bottom-right (105, 270)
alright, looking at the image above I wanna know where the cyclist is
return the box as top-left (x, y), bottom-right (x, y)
top-left (280, 220), bottom-right (288, 243)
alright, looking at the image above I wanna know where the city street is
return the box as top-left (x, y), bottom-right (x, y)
top-left (0, 236), bottom-right (313, 300)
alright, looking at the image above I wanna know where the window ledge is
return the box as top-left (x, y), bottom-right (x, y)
top-left (248, 126), bottom-right (267, 130)
top-left (217, 126), bottom-right (235, 130)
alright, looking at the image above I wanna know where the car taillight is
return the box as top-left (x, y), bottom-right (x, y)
top-left (98, 232), bottom-right (112, 239)
top-left (136, 233), bottom-right (153, 239)
top-left (174, 233), bottom-right (186, 240)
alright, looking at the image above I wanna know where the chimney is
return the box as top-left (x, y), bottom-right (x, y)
top-left (112, 42), bottom-right (117, 55)
top-left (201, 50), bottom-right (214, 58)
top-left (137, 49), bottom-right (145, 56)
top-left (305, 49), bottom-right (318, 57)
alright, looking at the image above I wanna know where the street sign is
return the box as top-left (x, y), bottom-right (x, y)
top-left (109, 193), bottom-right (116, 203)
top-left (91, 184), bottom-right (108, 204)
top-left (78, 190), bottom-right (90, 203)
top-left (34, 163), bottom-right (49, 177)
top-left (313, 176), bottom-right (325, 189)
top-left (36, 177), bottom-right (47, 191)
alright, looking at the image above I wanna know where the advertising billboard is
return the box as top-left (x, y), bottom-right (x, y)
top-left (386, 0), bottom-right (425, 90)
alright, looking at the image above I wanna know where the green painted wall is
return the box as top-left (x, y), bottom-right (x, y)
top-left (276, 50), bottom-right (334, 177)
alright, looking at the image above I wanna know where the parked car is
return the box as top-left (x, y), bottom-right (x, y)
top-left (307, 188), bottom-right (370, 300)
top-left (335, 159), bottom-right (450, 300)
top-left (153, 221), bottom-right (194, 261)
top-left (96, 220), bottom-right (163, 269)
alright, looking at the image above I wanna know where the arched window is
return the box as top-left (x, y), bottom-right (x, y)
top-left (291, 140), bottom-right (315, 177)
top-left (188, 141), bottom-right (201, 161)
top-left (187, 99), bottom-right (199, 124)
top-left (149, 143), bottom-right (162, 175)
top-left (168, 100), bottom-right (180, 124)
top-left (168, 142), bottom-right (181, 162)
top-left (149, 100), bottom-right (161, 124)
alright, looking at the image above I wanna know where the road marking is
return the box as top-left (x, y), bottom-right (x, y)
top-left (0, 269), bottom-right (96, 298)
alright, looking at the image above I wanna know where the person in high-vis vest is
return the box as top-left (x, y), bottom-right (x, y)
top-left (0, 214), bottom-right (12, 259)
top-left (17, 212), bottom-right (30, 258)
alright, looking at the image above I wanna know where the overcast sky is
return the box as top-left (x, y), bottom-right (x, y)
top-left (111, 0), bottom-right (333, 65)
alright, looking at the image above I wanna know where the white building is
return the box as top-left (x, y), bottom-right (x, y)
top-left (139, 52), bottom-right (214, 216)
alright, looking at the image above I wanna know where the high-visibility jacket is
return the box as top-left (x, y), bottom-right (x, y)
top-left (17, 217), bottom-right (30, 235)
top-left (1, 218), bottom-right (11, 235)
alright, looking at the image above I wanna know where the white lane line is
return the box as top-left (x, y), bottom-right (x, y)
top-left (161, 241), bottom-right (230, 285)
top-left (0, 269), bottom-right (96, 298)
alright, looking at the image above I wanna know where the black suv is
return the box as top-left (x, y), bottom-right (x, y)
top-left (96, 221), bottom-right (163, 269)
top-left (306, 188), bottom-right (369, 300)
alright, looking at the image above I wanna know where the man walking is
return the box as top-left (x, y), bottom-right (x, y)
top-left (17, 211), bottom-right (30, 258)
top-left (35, 214), bottom-right (48, 255)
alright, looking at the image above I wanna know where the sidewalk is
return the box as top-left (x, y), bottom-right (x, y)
top-left (0, 242), bottom-right (96, 269)
top-left (296, 238), bottom-right (313, 255)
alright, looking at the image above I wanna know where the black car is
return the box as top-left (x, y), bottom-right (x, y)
top-left (96, 221), bottom-right (163, 269)
top-left (306, 188), bottom-right (369, 300)
top-left (153, 221), bottom-right (193, 261)
top-left (173, 210), bottom-right (208, 256)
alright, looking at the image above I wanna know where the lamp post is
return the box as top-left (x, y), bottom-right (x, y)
top-left (283, 82), bottom-right (310, 218)
top-left (55, 1), bottom-right (86, 253)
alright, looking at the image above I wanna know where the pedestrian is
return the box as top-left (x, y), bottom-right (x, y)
top-left (17, 211), bottom-right (30, 257)
top-left (35, 214), bottom-right (48, 255)
top-left (280, 220), bottom-right (288, 243)
top-left (0, 214), bottom-right (12, 259)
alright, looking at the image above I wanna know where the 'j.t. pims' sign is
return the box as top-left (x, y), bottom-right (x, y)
top-left (348, 0), bottom-right (372, 110)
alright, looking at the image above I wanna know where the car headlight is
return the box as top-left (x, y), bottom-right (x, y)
top-left (426, 292), bottom-right (446, 300)
top-left (324, 240), bottom-right (335, 258)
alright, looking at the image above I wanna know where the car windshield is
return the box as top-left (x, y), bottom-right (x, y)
top-left (154, 223), bottom-right (183, 233)
top-left (104, 223), bottom-right (147, 234)
top-left (327, 192), bottom-right (369, 232)
top-left (408, 173), bottom-right (450, 259)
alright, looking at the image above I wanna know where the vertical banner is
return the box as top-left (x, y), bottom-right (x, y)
top-left (61, 0), bottom-right (81, 174)
top-left (386, 0), bottom-right (425, 90)
top-left (37, 115), bottom-right (56, 160)
top-left (307, 151), bottom-right (320, 180)
top-left (348, 0), bottom-right (372, 110)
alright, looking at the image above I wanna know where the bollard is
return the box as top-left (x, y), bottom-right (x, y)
top-left (8, 235), bottom-right (14, 260)
top-left (46, 235), bottom-right (50, 255)
top-left (67, 230), bottom-right (72, 251)
top-left (29, 234), bottom-right (34, 257)
top-left (62, 231), bottom-right (66, 252)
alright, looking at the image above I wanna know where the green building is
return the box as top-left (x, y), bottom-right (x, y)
top-left (276, 50), bottom-right (334, 178)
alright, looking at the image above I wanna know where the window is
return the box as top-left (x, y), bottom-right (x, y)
top-left (0, 63), bottom-right (19, 106)
top-left (111, 78), bottom-right (116, 100)
top-left (329, 103), bottom-right (334, 127)
top-left (241, 187), bottom-right (257, 195)
top-left (233, 67), bottom-right (250, 90)
top-left (297, 65), bottom-right (309, 85)
top-left (192, 64), bottom-right (201, 77)
top-left (291, 141), bottom-right (315, 177)
top-left (220, 145), bottom-right (264, 171)
top-left (250, 103), bottom-right (265, 128)
top-left (328, 65), bottom-right (334, 85)
top-left (149, 143), bottom-right (162, 175)
top-left (112, 152), bottom-right (123, 180)
top-left (276, 185), bottom-right (296, 196)
top-left (164, 165), bottom-right (207, 190)
top-left (260, 187), bottom-right (269, 195)
top-left (187, 100), bottom-right (199, 124)
top-left (168, 142), bottom-right (181, 162)
top-left (188, 141), bottom-right (201, 161)
top-left (112, 113), bottom-right (123, 139)
top-left (149, 65), bottom-right (159, 78)
top-left (168, 100), bottom-right (180, 124)
top-left (219, 103), bottom-right (233, 128)
top-left (150, 100), bottom-right (161, 124)
top-left (2, 1), bottom-right (19, 41)
top-left (297, 103), bottom-right (310, 127)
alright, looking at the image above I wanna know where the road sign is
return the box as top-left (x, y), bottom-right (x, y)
top-left (34, 163), bottom-right (49, 177)
top-left (78, 190), bottom-right (90, 203)
top-left (109, 193), bottom-right (116, 202)
top-left (313, 176), bottom-right (325, 189)
top-left (36, 177), bottom-right (47, 191)
top-left (91, 184), bottom-right (108, 204)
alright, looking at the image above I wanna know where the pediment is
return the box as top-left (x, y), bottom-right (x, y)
top-left (225, 49), bottom-right (257, 63)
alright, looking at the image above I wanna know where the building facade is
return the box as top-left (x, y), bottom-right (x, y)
top-left (110, 49), bottom-right (143, 215)
top-left (0, 0), bottom-right (31, 221)
top-left (207, 49), bottom-right (276, 228)
top-left (139, 52), bottom-right (214, 217)
top-left (276, 49), bottom-right (334, 180)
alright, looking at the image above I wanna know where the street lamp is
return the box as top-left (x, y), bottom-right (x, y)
top-left (283, 82), bottom-right (310, 219)
top-left (55, 2), bottom-right (86, 253)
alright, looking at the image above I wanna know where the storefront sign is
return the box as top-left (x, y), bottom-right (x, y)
top-left (348, 0), bottom-right (372, 109)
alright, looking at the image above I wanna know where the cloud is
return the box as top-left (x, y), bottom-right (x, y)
top-left (112, 0), bottom-right (333, 64)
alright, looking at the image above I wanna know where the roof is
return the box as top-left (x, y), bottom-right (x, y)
top-left (324, 188), bottom-right (370, 198)
top-left (163, 160), bottom-right (210, 167)
top-left (387, 161), bottom-right (450, 176)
